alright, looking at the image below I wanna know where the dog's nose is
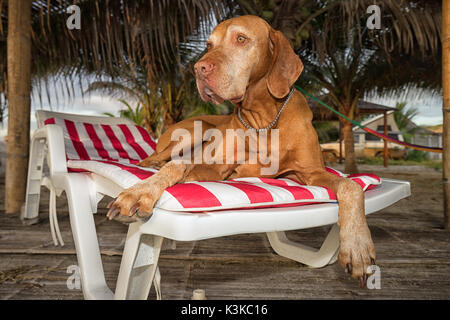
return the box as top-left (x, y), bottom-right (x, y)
top-left (194, 60), bottom-right (215, 78)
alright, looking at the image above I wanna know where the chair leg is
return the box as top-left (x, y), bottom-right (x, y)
top-left (114, 221), bottom-right (163, 300)
top-left (62, 174), bottom-right (114, 299)
top-left (266, 224), bottom-right (340, 269)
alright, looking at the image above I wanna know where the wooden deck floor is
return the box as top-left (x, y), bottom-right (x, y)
top-left (0, 165), bottom-right (449, 300)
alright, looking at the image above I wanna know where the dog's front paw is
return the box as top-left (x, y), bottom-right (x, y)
top-left (138, 158), bottom-right (167, 169)
top-left (106, 185), bottom-right (160, 220)
top-left (338, 224), bottom-right (376, 288)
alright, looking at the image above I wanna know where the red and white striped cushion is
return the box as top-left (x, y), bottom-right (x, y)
top-left (44, 117), bottom-right (157, 181)
top-left (44, 117), bottom-right (156, 164)
top-left (156, 173), bottom-right (380, 212)
top-left (44, 117), bottom-right (381, 212)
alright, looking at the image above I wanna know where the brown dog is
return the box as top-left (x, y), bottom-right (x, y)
top-left (107, 15), bottom-right (376, 286)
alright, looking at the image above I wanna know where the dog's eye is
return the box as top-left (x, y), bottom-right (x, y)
top-left (237, 35), bottom-right (246, 43)
top-left (206, 42), bottom-right (212, 50)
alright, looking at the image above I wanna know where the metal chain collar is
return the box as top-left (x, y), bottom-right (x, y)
top-left (237, 87), bottom-right (295, 132)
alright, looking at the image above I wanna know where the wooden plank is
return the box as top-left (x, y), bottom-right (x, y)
top-left (1, 253), bottom-right (449, 300)
top-left (0, 166), bottom-right (449, 299)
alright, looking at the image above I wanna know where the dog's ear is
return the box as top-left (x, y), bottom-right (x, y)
top-left (266, 28), bottom-right (303, 99)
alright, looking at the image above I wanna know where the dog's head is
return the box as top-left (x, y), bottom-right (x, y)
top-left (194, 15), bottom-right (303, 105)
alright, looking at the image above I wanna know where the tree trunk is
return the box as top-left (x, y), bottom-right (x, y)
top-left (5, 0), bottom-right (32, 214)
top-left (442, 0), bottom-right (450, 229)
top-left (342, 119), bottom-right (358, 174)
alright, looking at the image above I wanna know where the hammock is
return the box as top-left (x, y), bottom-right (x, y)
top-left (295, 86), bottom-right (443, 153)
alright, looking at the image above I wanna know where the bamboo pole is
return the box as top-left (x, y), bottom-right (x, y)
top-left (383, 111), bottom-right (388, 167)
top-left (443, 0), bottom-right (450, 228)
top-left (339, 120), bottom-right (343, 163)
top-left (5, 0), bottom-right (32, 214)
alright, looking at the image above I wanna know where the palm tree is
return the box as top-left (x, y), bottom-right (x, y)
top-left (85, 71), bottom-right (164, 137)
top-left (293, 0), bottom-right (441, 173)
top-left (393, 102), bottom-right (420, 143)
top-left (85, 64), bottom-right (227, 138)
top-left (103, 99), bottom-right (146, 127)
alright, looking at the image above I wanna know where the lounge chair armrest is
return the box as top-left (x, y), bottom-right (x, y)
top-left (32, 124), bottom-right (68, 175)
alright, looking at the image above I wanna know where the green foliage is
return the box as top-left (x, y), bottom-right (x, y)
top-left (88, 65), bottom-right (233, 137)
top-left (87, 72), bottom-right (186, 137)
top-left (393, 102), bottom-right (420, 143)
top-left (103, 99), bottom-right (146, 126)
top-left (187, 100), bottom-right (233, 118)
top-left (262, 11), bottom-right (274, 21)
top-left (405, 149), bottom-right (429, 162)
top-left (312, 122), bottom-right (339, 143)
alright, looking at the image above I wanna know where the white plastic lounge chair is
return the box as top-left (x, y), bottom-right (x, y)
top-left (22, 110), bottom-right (411, 300)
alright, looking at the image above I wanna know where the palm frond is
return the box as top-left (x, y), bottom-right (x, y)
top-left (85, 81), bottom-right (146, 105)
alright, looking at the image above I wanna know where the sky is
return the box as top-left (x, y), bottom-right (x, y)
top-left (366, 92), bottom-right (443, 126)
